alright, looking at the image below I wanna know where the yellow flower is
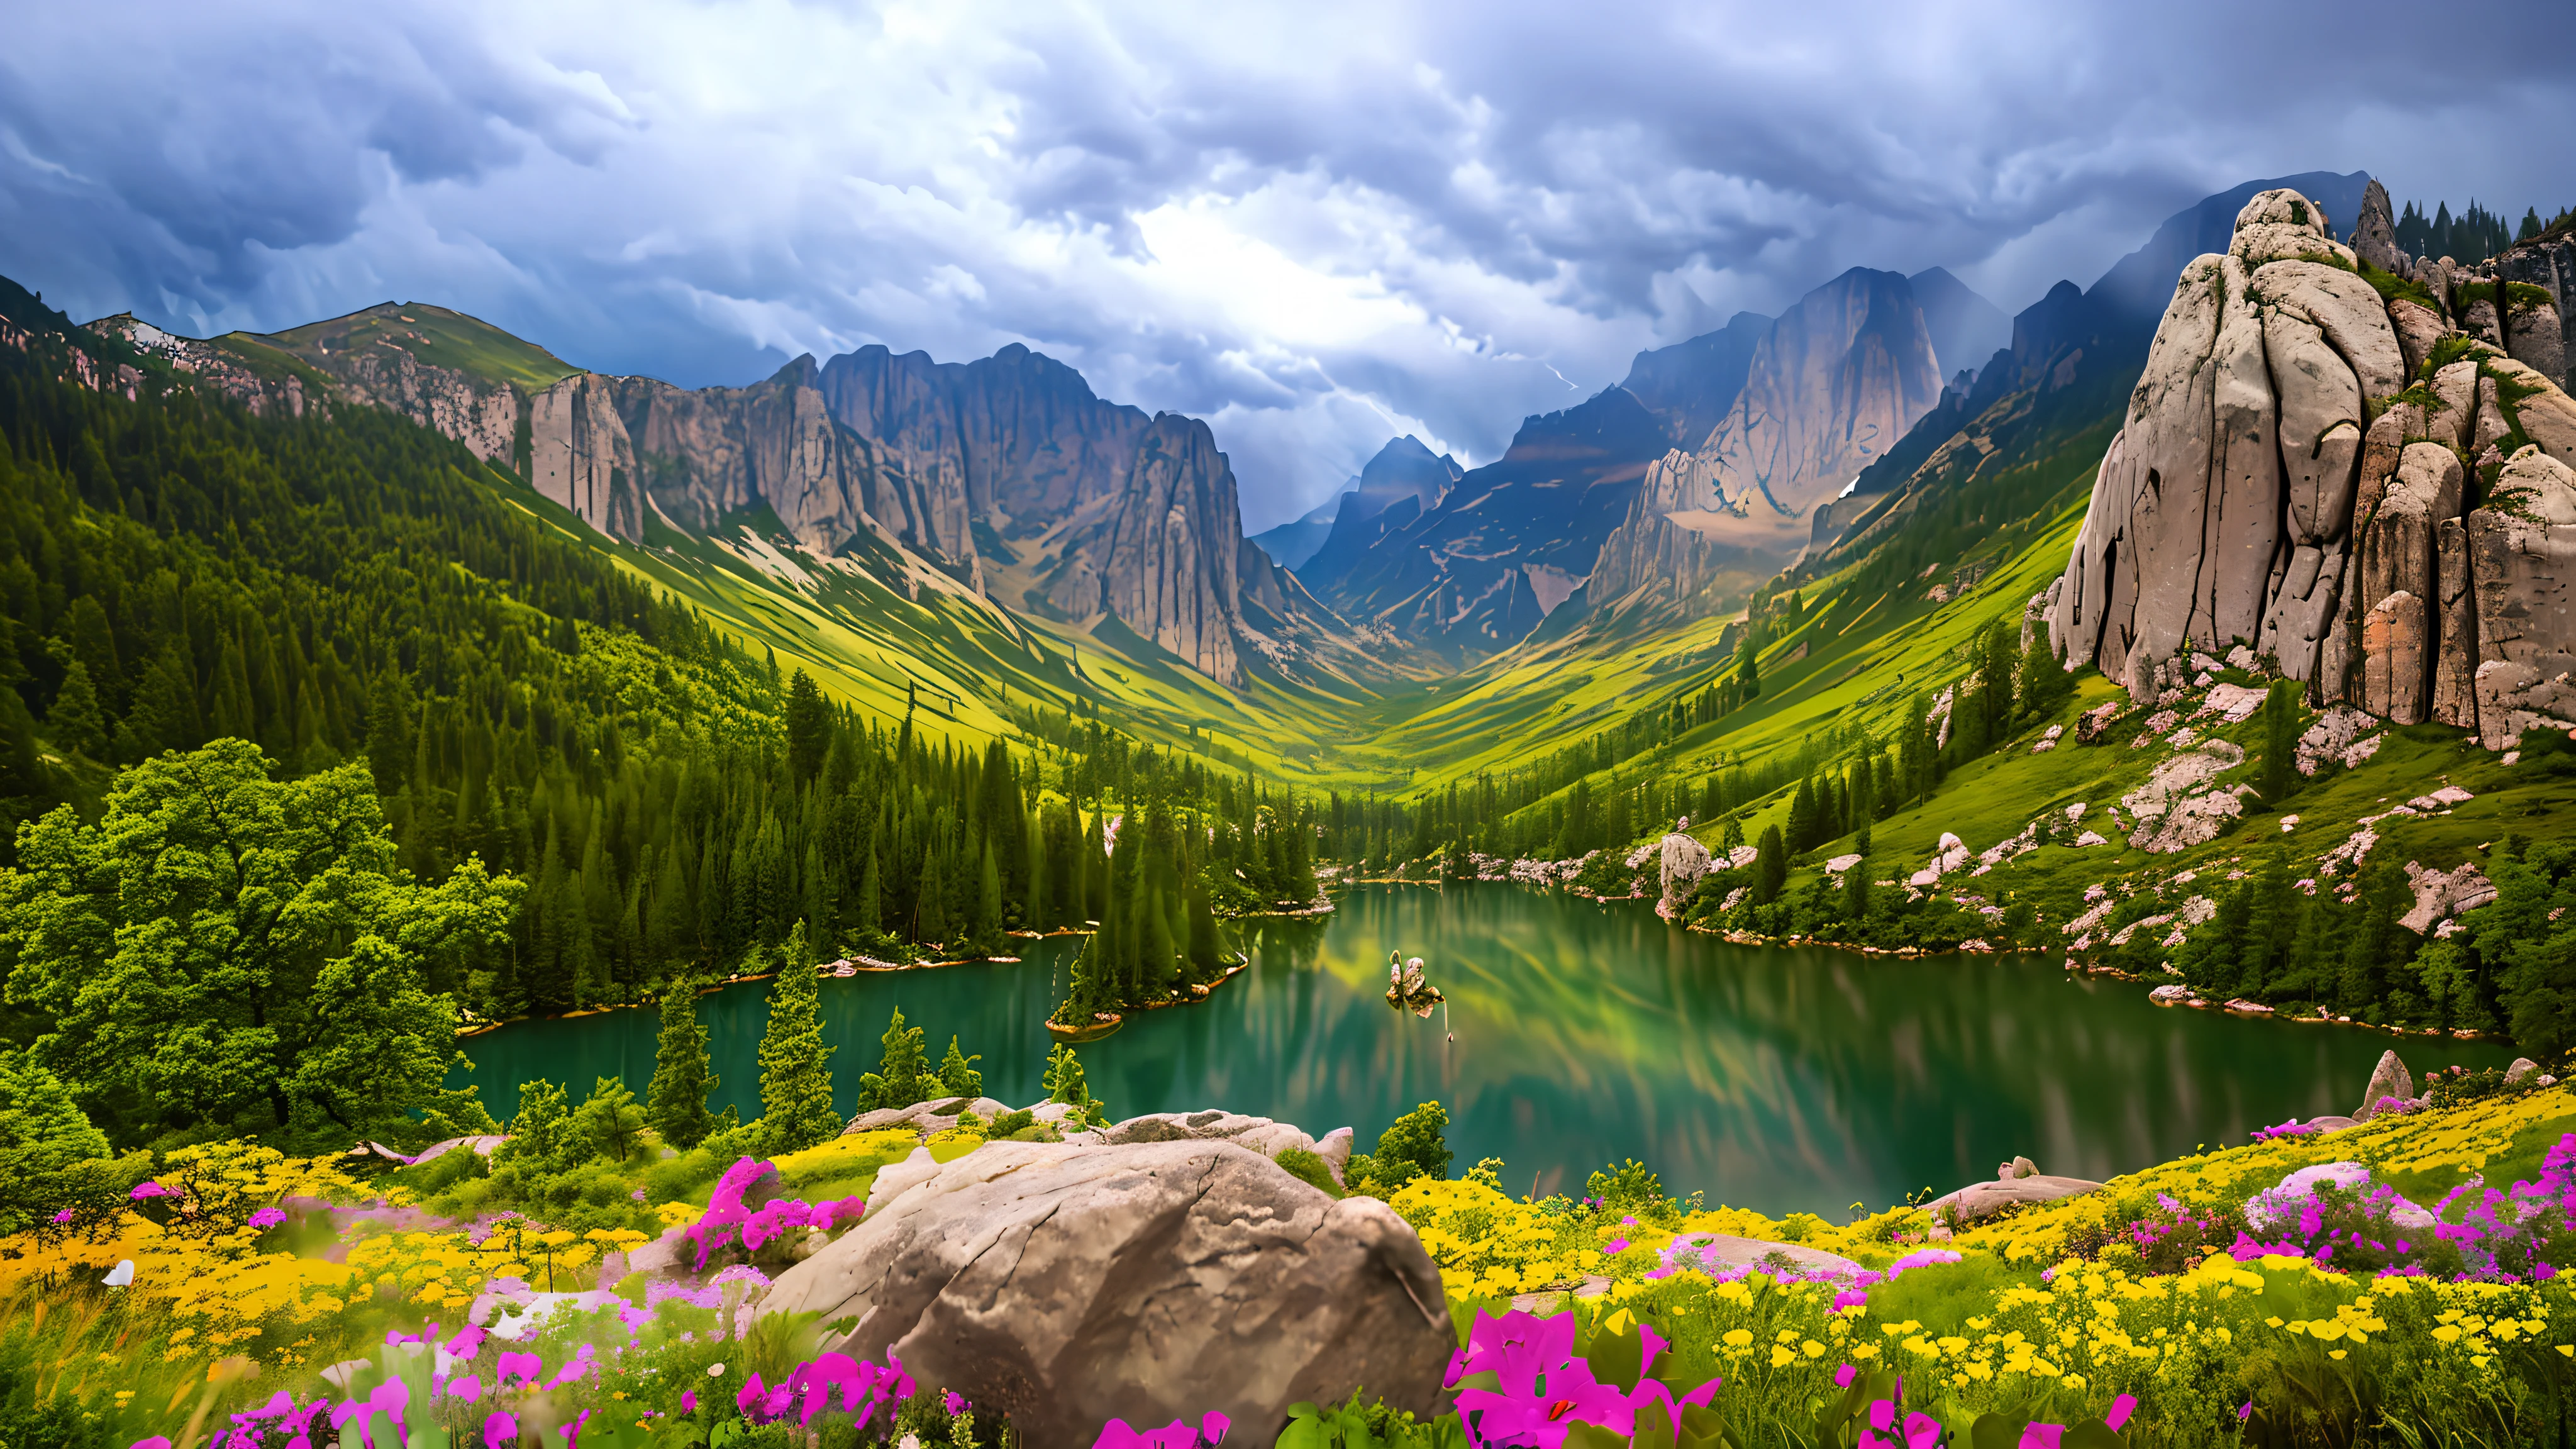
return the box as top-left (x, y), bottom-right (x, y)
top-left (1722, 1329), bottom-right (1753, 1348)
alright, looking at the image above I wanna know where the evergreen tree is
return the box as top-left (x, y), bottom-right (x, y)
top-left (1844, 852), bottom-right (1870, 922)
top-left (2014, 631), bottom-right (2073, 721)
top-left (783, 669), bottom-right (830, 787)
top-left (966, 842), bottom-right (1005, 957)
top-left (937, 1036), bottom-right (983, 1099)
top-left (855, 847), bottom-right (883, 938)
top-left (2260, 679), bottom-right (2301, 806)
top-left (755, 921), bottom-right (840, 1150)
top-left (1752, 823), bottom-right (1789, 904)
top-left (1736, 636), bottom-right (1761, 699)
top-left (857, 1006), bottom-right (935, 1111)
top-left (1785, 778), bottom-right (1817, 854)
top-left (643, 978), bottom-right (719, 1149)
top-left (43, 658), bottom-right (106, 760)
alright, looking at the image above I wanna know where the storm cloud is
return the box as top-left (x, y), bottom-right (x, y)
top-left (4, 0), bottom-right (2571, 528)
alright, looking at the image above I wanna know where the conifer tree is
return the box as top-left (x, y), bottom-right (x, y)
top-left (756, 921), bottom-right (840, 1149)
top-left (1736, 636), bottom-right (1761, 699)
top-left (937, 1036), bottom-right (982, 1099)
top-left (857, 1005), bottom-right (933, 1111)
top-left (967, 842), bottom-right (1004, 956)
top-left (1753, 823), bottom-right (1789, 904)
top-left (1844, 850), bottom-right (1870, 922)
top-left (43, 658), bottom-right (108, 760)
top-left (2260, 679), bottom-right (2301, 806)
top-left (643, 977), bottom-right (719, 1149)
top-left (855, 847), bottom-right (882, 937)
top-left (783, 669), bottom-right (830, 786)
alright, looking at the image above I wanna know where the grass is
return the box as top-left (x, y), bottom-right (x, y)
top-left (247, 302), bottom-right (582, 395)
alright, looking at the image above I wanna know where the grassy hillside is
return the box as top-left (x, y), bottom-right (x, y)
top-left (238, 300), bottom-right (584, 394)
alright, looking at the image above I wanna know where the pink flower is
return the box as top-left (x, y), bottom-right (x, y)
top-left (2106, 1395), bottom-right (2137, 1432)
top-left (129, 1182), bottom-right (173, 1201)
top-left (50, 1209), bottom-right (72, 1224)
top-left (248, 1207), bottom-right (288, 1230)
top-left (1835, 1364), bottom-right (1858, 1389)
top-left (1603, 1238), bottom-right (1630, 1254)
top-left (446, 1377), bottom-right (483, 1404)
top-left (2017, 1424), bottom-right (2064, 1449)
top-left (494, 1352), bottom-right (543, 1389)
top-left (680, 1391), bottom-right (697, 1416)
top-left (944, 1391), bottom-right (970, 1416)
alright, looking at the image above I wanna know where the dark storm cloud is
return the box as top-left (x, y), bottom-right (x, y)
top-left (4, 0), bottom-right (2571, 530)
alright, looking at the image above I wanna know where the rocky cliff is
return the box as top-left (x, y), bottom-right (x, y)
top-left (77, 300), bottom-right (1348, 688)
top-left (1588, 269), bottom-right (1945, 613)
top-left (2048, 184), bottom-right (2576, 747)
top-left (1306, 387), bottom-right (1668, 663)
top-left (1294, 435), bottom-right (1464, 595)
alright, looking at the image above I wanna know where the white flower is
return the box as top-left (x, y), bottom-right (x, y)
top-left (899, 1436), bottom-right (923, 1449)
top-left (101, 1260), bottom-right (134, 1287)
top-left (707, 1363), bottom-right (725, 1377)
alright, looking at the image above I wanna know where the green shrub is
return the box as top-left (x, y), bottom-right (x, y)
top-left (1273, 1146), bottom-right (1343, 1198)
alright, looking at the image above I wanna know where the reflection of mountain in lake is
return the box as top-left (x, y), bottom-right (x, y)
top-left (453, 885), bottom-right (2512, 1216)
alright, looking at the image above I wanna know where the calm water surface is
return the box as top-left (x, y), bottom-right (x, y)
top-left (451, 883), bottom-right (2514, 1216)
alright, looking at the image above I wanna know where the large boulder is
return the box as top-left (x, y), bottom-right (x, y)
top-left (759, 1141), bottom-right (1453, 1444)
top-left (1658, 831), bottom-right (1713, 917)
top-left (2509, 289), bottom-right (2568, 392)
top-left (2353, 1050), bottom-right (2414, 1121)
top-left (2350, 179), bottom-right (2403, 274)
top-left (1923, 1172), bottom-right (2103, 1227)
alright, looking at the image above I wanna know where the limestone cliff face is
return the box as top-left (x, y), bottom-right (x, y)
top-left (810, 343), bottom-right (1289, 685)
top-left (1588, 269), bottom-right (1943, 612)
top-left (2048, 185), bottom-right (2576, 748)
top-left (525, 374), bottom-right (646, 542)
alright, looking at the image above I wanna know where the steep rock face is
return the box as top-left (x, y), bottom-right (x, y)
top-left (2495, 236), bottom-right (2576, 392)
top-left (807, 344), bottom-right (1300, 685)
top-left (1309, 387), bottom-right (1668, 662)
top-left (1589, 269), bottom-right (1943, 613)
top-left (2051, 184), bottom-right (2576, 748)
top-left (1618, 311), bottom-right (1770, 447)
top-left (525, 374), bottom-right (646, 541)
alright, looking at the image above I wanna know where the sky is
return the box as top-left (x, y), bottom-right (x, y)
top-left (4, 1), bottom-right (2573, 532)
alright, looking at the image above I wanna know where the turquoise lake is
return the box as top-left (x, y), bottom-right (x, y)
top-left (449, 882), bottom-right (2516, 1216)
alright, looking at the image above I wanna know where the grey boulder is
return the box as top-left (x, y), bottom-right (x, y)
top-left (758, 1140), bottom-right (1453, 1445)
top-left (2354, 1049), bottom-right (2414, 1121)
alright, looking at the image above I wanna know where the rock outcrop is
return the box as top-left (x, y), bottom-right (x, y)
top-left (2050, 185), bottom-right (2576, 745)
top-left (759, 1140), bottom-right (1453, 1446)
top-left (1658, 831), bottom-right (1713, 917)
top-left (1591, 269), bottom-right (1946, 613)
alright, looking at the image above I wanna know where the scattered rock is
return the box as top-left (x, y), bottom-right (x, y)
top-left (2353, 1050), bottom-right (2413, 1121)
top-left (2073, 830), bottom-right (2108, 847)
top-left (2506, 1057), bottom-right (2541, 1086)
top-left (2199, 682), bottom-right (2268, 722)
top-left (2148, 984), bottom-right (2197, 1005)
top-left (1660, 1234), bottom-right (1868, 1281)
top-left (2075, 701), bottom-right (2123, 744)
top-left (1921, 1173), bottom-right (2104, 1227)
top-left (2223, 999), bottom-right (2274, 1015)
top-left (2400, 861), bottom-right (2497, 933)
top-left (1823, 853), bottom-right (1863, 875)
top-left (762, 1141), bottom-right (1454, 1445)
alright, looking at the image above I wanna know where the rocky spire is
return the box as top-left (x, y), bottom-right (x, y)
top-left (2048, 185), bottom-right (2576, 749)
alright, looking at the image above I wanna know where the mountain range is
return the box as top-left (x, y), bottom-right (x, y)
top-left (20, 164), bottom-right (2570, 747)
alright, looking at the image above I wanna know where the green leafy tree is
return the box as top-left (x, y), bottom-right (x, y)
top-left (757, 921), bottom-right (840, 1150)
top-left (937, 1036), bottom-right (984, 1099)
top-left (645, 979), bottom-right (719, 1149)
top-left (574, 1075), bottom-right (647, 1163)
top-left (0, 741), bottom-right (520, 1147)
top-left (493, 1080), bottom-right (581, 1178)
top-left (857, 1006), bottom-right (936, 1112)
top-left (1359, 1101), bottom-right (1452, 1192)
